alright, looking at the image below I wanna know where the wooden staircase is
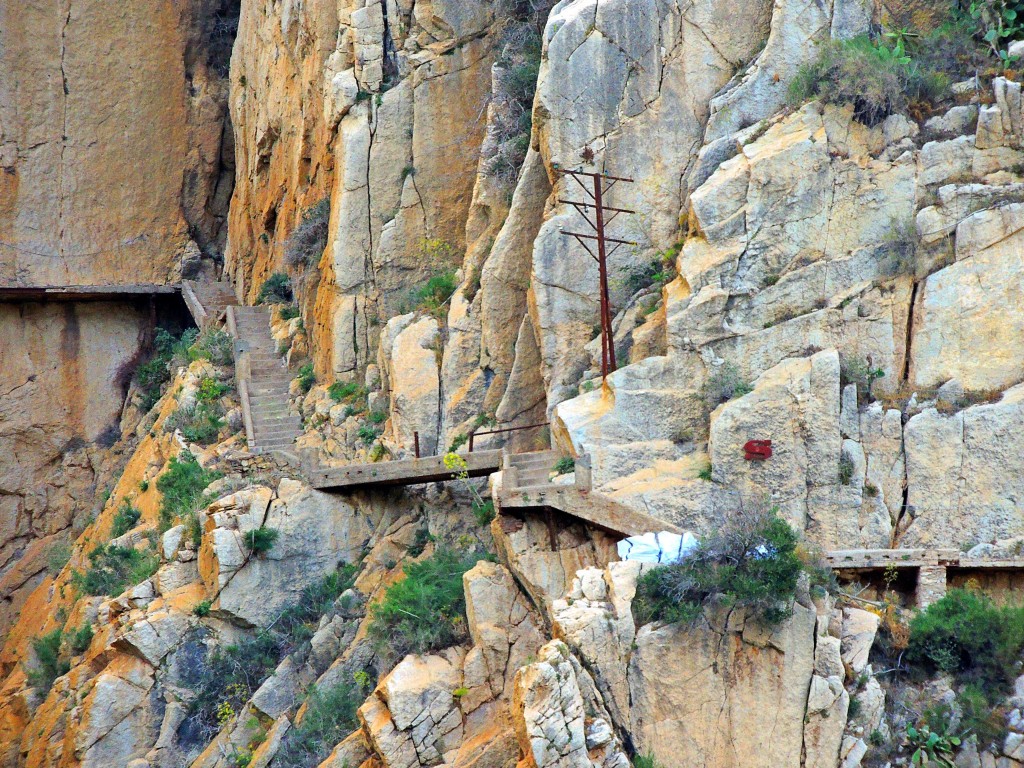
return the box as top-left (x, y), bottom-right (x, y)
top-left (496, 451), bottom-right (683, 538)
top-left (229, 306), bottom-right (303, 455)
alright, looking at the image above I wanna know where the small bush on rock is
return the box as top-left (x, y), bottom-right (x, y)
top-left (297, 363), bottom-right (315, 393)
top-left (284, 198), bottom-right (330, 269)
top-left (633, 506), bottom-right (826, 627)
top-left (111, 499), bottom-right (142, 538)
top-left (244, 527), bottom-right (279, 556)
top-left (26, 629), bottom-right (68, 694)
top-left (156, 451), bottom-right (222, 531)
top-left (189, 328), bottom-right (234, 367)
top-left (701, 362), bottom-right (752, 407)
top-left (66, 623), bottom-right (93, 655)
top-left (168, 401), bottom-right (225, 446)
top-left (367, 547), bottom-right (485, 659)
top-left (71, 544), bottom-right (160, 597)
top-left (256, 273), bottom-right (293, 305)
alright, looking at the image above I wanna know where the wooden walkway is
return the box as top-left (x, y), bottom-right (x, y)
top-left (0, 284), bottom-right (180, 301)
top-left (308, 450), bottom-right (505, 490)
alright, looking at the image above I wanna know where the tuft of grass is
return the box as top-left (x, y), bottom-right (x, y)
top-left (357, 424), bottom-right (380, 445)
top-left (272, 683), bottom-right (365, 768)
top-left (297, 363), bottom-right (316, 394)
top-left (367, 548), bottom-right (485, 659)
top-left (702, 362), bottom-right (752, 407)
top-left (838, 450), bottom-right (855, 486)
top-left (472, 500), bottom-right (496, 527)
top-left (328, 381), bottom-right (367, 404)
top-left (413, 269), bottom-right (458, 318)
top-left (193, 599), bottom-right (212, 617)
top-left (66, 623), bottom-right (93, 655)
top-left (697, 463), bottom-right (713, 482)
top-left (256, 273), bottom-right (293, 304)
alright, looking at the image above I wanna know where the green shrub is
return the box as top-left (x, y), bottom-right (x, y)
top-left (357, 424), bottom-right (380, 445)
top-left (256, 273), bottom-right (293, 304)
top-left (449, 433), bottom-right (469, 452)
top-left (189, 328), bottom-right (234, 367)
top-left (633, 507), bottom-right (823, 627)
top-left (66, 623), bottom-right (94, 655)
top-left (367, 548), bottom-right (484, 659)
top-left (632, 755), bottom-right (666, 768)
top-left (414, 269), bottom-right (458, 317)
top-left (156, 451), bottom-right (222, 531)
top-left (197, 377), bottom-right (229, 403)
top-left (553, 456), bottom-right (575, 475)
top-left (697, 463), bottom-right (713, 482)
top-left (273, 683), bottom-right (364, 768)
top-left (906, 724), bottom-right (960, 768)
top-left (193, 599), bottom-right (212, 617)
top-left (487, 25), bottom-right (544, 189)
top-left (840, 356), bottom-right (886, 405)
top-left (907, 588), bottom-right (1024, 703)
top-left (111, 500), bottom-right (142, 538)
top-left (71, 544), bottom-right (160, 597)
top-left (135, 327), bottom-right (199, 411)
top-left (368, 410), bottom-right (387, 424)
top-left (168, 401), bottom-right (225, 446)
top-left (185, 567), bottom-right (358, 740)
top-left (26, 629), bottom-right (69, 694)
top-left (244, 527), bottom-right (279, 556)
top-left (285, 198), bottom-right (331, 268)
top-left (838, 451), bottom-right (855, 486)
top-left (328, 381), bottom-right (367, 403)
top-left (472, 500), bottom-right (496, 527)
top-left (702, 362), bottom-right (752, 407)
top-left (789, 35), bottom-right (949, 126)
top-left (139, 479), bottom-right (149, 492)
top-left (968, 0), bottom-right (1024, 62)
top-left (297, 363), bottom-right (316, 393)
top-left (278, 304), bottom-right (301, 322)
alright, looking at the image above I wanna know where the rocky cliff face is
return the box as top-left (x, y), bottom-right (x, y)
top-left (4, 0), bottom-right (1024, 766)
top-left (0, 0), bottom-right (236, 285)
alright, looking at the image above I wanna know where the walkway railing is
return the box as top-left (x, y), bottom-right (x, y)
top-left (468, 422), bottom-right (549, 452)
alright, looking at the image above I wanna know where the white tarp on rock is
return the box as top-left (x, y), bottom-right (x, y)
top-left (617, 531), bottom-right (698, 563)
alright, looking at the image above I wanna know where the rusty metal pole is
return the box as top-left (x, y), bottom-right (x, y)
top-left (592, 173), bottom-right (616, 376)
top-left (414, 431), bottom-right (420, 458)
top-left (468, 431), bottom-right (475, 453)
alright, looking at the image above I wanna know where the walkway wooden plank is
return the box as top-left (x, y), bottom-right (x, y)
top-left (498, 484), bottom-right (684, 538)
top-left (0, 284), bottom-right (180, 301)
top-left (309, 450), bottom-right (504, 491)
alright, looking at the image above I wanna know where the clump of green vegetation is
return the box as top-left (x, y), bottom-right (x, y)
top-left (111, 499), bottom-right (142, 538)
top-left (413, 269), bottom-right (458, 318)
top-left (244, 527), bottom-right (279, 556)
top-left (632, 755), bottom-right (667, 768)
top-left (448, 433), bottom-right (469, 452)
top-left (357, 424), bottom-right (380, 445)
top-left (71, 544), bottom-right (160, 597)
top-left (156, 450), bottom-right (222, 532)
top-left (185, 566), bottom-right (358, 741)
top-left (190, 328), bottom-right (234, 367)
top-left (367, 548), bottom-right (485, 659)
top-left (624, 243), bottom-right (681, 295)
top-left (46, 540), bottom-right (73, 575)
top-left (553, 456), bottom-right (575, 475)
top-left (197, 377), bottom-right (229, 403)
top-left (472, 499), bottom-right (496, 527)
top-left (368, 410), bottom-right (387, 424)
top-left (328, 381), bottom-right (367, 405)
top-left (487, 23), bottom-right (544, 191)
top-left (697, 463), bottom-right (713, 482)
top-left (906, 724), bottom-right (960, 768)
top-left (167, 400), bottom-right (225, 445)
top-left (840, 356), bottom-right (886, 406)
top-left (701, 362), bottom-right (752, 407)
top-left (66, 623), bottom-right (93, 655)
top-left (273, 682), bottom-right (366, 768)
top-left (193, 599), bottom-right (212, 617)
top-left (632, 506), bottom-right (829, 627)
top-left (838, 450), bottom-right (856, 486)
top-left (278, 304), bottom-right (301, 321)
top-left (285, 198), bottom-right (330, 268)
top-left (297, 363), bottom-right (316, 394)
top-left (256, 273), bottom-right (294, 305)
top-left (25, 629), bottom-right (69, 694)
top-left (789, 35), bottom-right (949, 126)
top-left (134, 328), bottom-right (198, 411)
top-left (907, 588), bottom-right (1024, 706)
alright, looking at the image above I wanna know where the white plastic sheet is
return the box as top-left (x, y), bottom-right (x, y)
top-left (617, 531), bottom-right (699, 564)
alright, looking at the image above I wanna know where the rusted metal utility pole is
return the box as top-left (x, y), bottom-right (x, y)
top-left (555, 167), bottom-right (635, 379)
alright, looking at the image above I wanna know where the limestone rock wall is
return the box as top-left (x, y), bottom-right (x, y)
top-left (0, 0), bottom-right (236, 285)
